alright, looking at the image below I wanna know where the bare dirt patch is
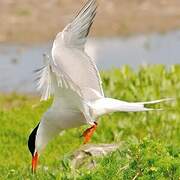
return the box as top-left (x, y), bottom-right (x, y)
top-left (1, 0), bottom-right (180, 43)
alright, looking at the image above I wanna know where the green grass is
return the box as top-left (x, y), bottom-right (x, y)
top-left (0, 65), bottom-right (179, 179)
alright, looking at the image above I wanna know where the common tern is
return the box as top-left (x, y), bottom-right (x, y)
top-left (28, 0), bottom-right (173, 173)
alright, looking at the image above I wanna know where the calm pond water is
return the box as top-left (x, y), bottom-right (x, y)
top-left (0, 30), bottom-right (180, 93)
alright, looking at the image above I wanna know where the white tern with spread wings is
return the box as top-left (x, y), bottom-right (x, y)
top-left (27, 0), bottom-right (173, 172)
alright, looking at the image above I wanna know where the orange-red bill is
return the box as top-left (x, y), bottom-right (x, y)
top-left (32, 152), bottom-right (38, 173)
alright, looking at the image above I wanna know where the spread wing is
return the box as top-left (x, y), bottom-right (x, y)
top-left (61, 0), bottom-right (97, 50)
top-left (51, 0), bottom-right (104, 101)
top-left (36, 0), bottom-right (104, 103)
top-left (35, 54), bottom-right (83, 101)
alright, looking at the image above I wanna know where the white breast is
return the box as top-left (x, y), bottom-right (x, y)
top-left (36, 108), bottom-right (85, 153)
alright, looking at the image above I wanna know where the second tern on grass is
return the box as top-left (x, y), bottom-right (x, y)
top-left (28, 0), bottom-right (174, 173)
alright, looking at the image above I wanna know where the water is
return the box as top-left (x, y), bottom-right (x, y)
top-left (0, 30), bottom-right (180, 93)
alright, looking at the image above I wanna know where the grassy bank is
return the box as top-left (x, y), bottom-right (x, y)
top-left (0, 65), bottom-right (179, 179)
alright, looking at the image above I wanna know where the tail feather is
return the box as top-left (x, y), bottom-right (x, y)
top-left (91, 97), bottom-right (174, 117)
top-left (135, 98), bottom-right (175, 105)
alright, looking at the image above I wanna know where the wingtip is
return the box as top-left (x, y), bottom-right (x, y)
top-left (43, 53), bottom-right (50, 64)
top-left (76, 0), bottom-right (98, 18)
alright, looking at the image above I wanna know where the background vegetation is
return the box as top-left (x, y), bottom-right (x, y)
top-left (0, 65), bottom-right (179, 179)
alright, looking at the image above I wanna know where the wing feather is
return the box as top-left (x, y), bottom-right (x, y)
top-left (62, 0), bottom-right (97, 49)
top-left (36, 0), bottom-right (104, 102)
top-left (52, 0), bottom-right (104, 101)
top-left (35, 54), bottom-right (53, 101)
top-left (35, 54), bottom-right (83, 101)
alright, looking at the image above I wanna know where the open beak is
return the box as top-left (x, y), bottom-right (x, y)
top-left (32, 152), bottom-right (38, 173)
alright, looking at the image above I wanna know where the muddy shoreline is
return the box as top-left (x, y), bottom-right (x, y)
top-left (0, 0), bottom-right (180, 43)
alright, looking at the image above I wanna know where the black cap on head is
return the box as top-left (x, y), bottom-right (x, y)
top-left (28, 123), bottom-right (39, 156)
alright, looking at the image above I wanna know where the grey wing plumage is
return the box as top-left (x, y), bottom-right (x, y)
top-left (62, 0), bottom-right (97, 49)
top-left (35, 54), bottom-right (53, 100)
top-left (35, 54), bottom-right (83, 101)
top-left (52, 0), bottom-right (104, 101)
top-left (35, 0), bottom-right (104, 102)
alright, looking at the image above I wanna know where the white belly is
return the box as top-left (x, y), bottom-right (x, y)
top-left (44, 108), bottom-right (86, 130)
top-left (36, 108), bottom-right (86, 152)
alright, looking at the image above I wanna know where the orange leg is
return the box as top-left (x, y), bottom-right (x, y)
top-left (82, 122), bottom-right (97, 144)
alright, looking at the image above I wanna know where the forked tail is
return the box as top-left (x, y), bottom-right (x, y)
top-left (91, 98), bottom-right (174, 117)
